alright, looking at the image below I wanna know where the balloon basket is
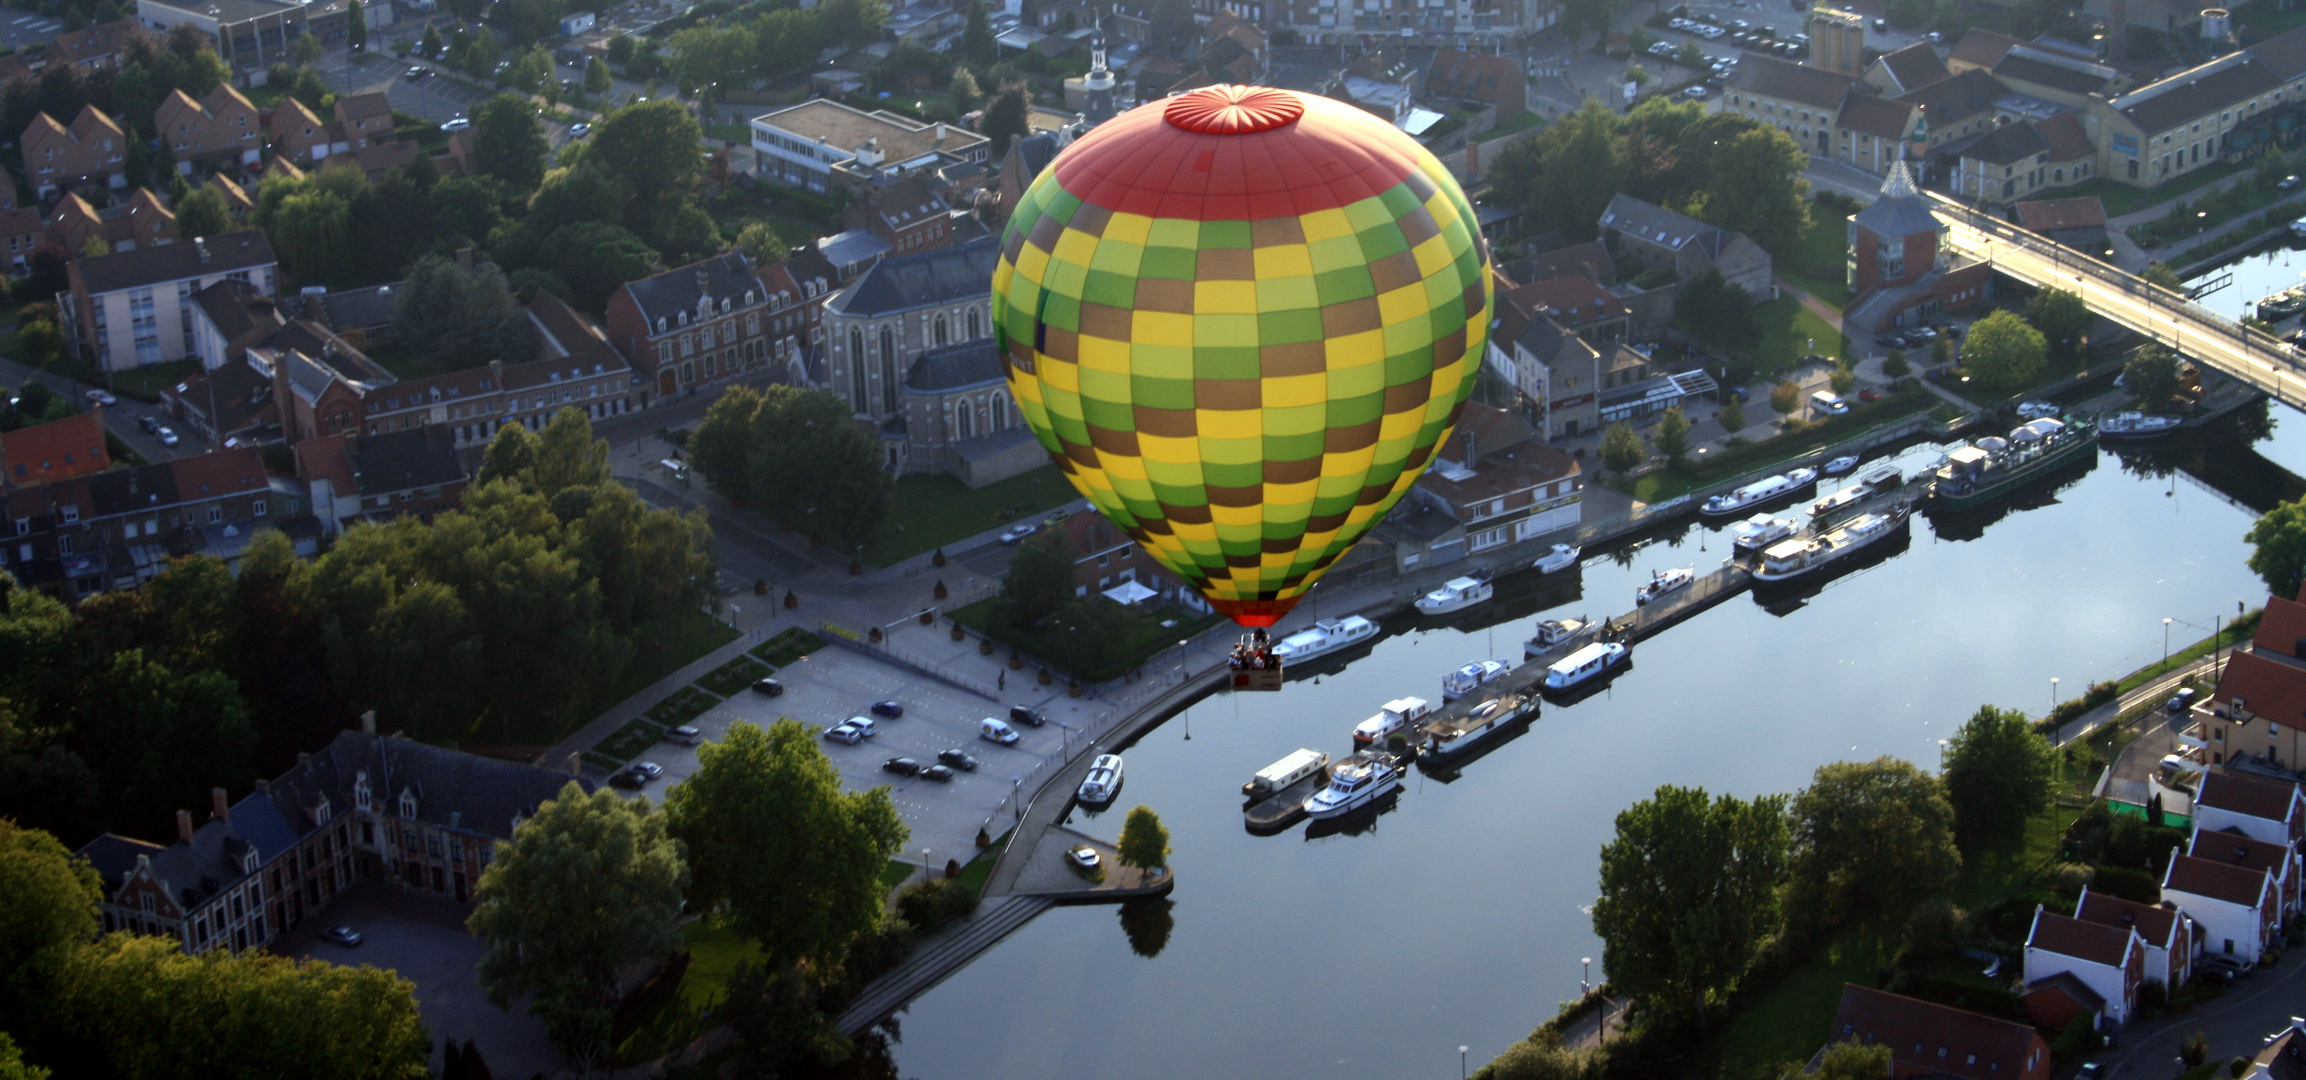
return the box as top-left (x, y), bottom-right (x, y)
top-left (1225, 629), bottom-right (1283, 692)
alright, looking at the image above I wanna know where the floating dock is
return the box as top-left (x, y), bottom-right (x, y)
top-left (1602, 565), bottom-right (1752, 643)
top-left (1242, 770), bottom-right (1328, 833)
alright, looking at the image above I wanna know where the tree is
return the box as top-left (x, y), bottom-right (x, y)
top-left (1786, 758), bottom-right (1960, 932)
top-left (398, 254), bottom-right (532, 368)
top-left (293, 30), bottom-right (323, 67)
top-left (818, 0), bottom-right (890, 47)
top-left (1931, 335), bottom-right (1953, 370)
top-left (981, 80), bottom-right (1031, 160)
top-left (71, 650), bottom-right (256, 839)
top-left (1476, 1039), bottom-right (1593, 1080)
top-left (1652, 407), bottom-right (1691, 463)
top-left (529, 408), bottom-right (611, 497)
top-left (346, 0), bottom-right (366, 51)
top-left (469, 781), bottom-right (688, 1062)
top-left (588, 99), bottom-right (705, 214)
top-left (736, 220), bottom-right (789, 266)
top-left (1149, 0), bottom-right (1197, 50)
top-left (1718, 394), bottom-right (1745, 434)
top-left (1117, 898), bottom-right (1174, 958)
top-left (1692, 125), bottom-right (1811, 254)
top-left (1533, 100), bottom-right (1628, 241)
top-left (1941, 705), bottom-right (2057, 848)
top-left (663, 720), bottom-right (904, 970)
top-left (997, 531), bottom-right (1073, 628)
top-left (421, 22), bottom-right (443, 59)
top-left (1672, 268), bottom-right (1758, 349)
top-left (0, 818), bottom-right (100, 1029)
top-left (1118, 805), bottom-right (1170, 871)
top-left (684, 385), bottom-right (890, 549)
top-left (1882, 349), bottom-right (1911, 380)
top-left (584, 55), bottom-right (611, 95)
top-left (262, 186), bottom-right (354, 283)
top-left (959, 0), bottom-right (997, 64)
top-left (644, 200), bottom-right (722, 266)
top-left (1829, 360), bottom-right (1856, 395)
top-left (472, 93), bottom-right (549, 194)
top-left (2026, 287), bottom-right (2091, 362)
top-left (2142, 261), bottom-right (2185, 291)
top-left (2123, 343), bottom-right (2182, 413)
top-left (171, 183), bottom-right (232, 239)
top-left (1961, 310), bottom-right (2045, 391)
top-left (427, 174), bottom-right (505, 247)
top-left (1599, 421), bottom-right (1644, 476)
top-left (545, 221), bottom-right (658, 313)
top-left (0, 1033), bottom-right (46, 1080)
top-left (2249, 495), bottom-right (2306, 596)
top-left (1593, 785), bottom-right (1788, 1018)
top-left (1561, 0), bottom-right (1621, 44)
top-left (1797, 1041), bottom-right (1894, 1080)
top-left (949, 65), bottom-right (983, 113)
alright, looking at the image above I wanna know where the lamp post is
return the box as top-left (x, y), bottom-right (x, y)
top-left (2164, 617), bottom-right (2173, 665)
top-left (1460, 1046), bottom-right (1469, 1080)
top-left (1581, 956), bottom-right (1592, 995)
top-left (1011, 777), bottom-right (1022, 824)
top-left (2050, 677), bottom-right (2059, 711)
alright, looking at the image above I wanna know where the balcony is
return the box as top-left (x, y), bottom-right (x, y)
top-left (2177, 725), bottom-right (2209, 751)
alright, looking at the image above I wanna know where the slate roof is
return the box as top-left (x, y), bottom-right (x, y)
top-left (1994, 48), bottom-right (2119, 95)
top-left (905, 340), bottom-right (1003, 392)
top-left (825, 235), bottom-right (999, 319)
top-left (1876, 42), bottom-right (1950, 93)
top-left (2033, 112), bottom-right (2094, 161)
top-left (2255, 25), bottom-right (2306, 82)
top-left (1895, 68), bottom-right (2010, 127)
top-left (616, 253), bottom-right (762, 330)
top-left (1853, 163), bottom-right (1943, 240)
top-left (1011, 132), bottom-right (1060, 181)
top-left (352, 425), bottom-right (465, 496)
top-left (951, 425), bottom-right (1036, 462)
top-left (856, 173), bottom-right (949, 234)
top-left (1599, 193), bottom-right (1722, 255)
top-left (169, 360), bottom-right (276, 438)
top-left (2111, 51), bottom-right (2279, 135)
top-left (2190, 826), bottom-right (2292, 878)
top-left (84, 460), bottom-right (178, 516)
top-left (2073, 888), bottom-right (2182, 944)
top-left (1828, 985), bottom-right (2045, 1080)
top-left (317, 282), bottom-right (401, 332)
top-left (1736, 51), bottom-right (1857, 110)
top-left (1949, 28), bottom-right (2025, 70)
top-left (2194, 769), bottom-right (2302, 826)
top-left (1526, 240), bottom-right (1614, 287)
top-left (2028, 908), bottom-right (2135, 966)
top-left (192, 278), bottom-right (286, 344)
top-left (76, 230), bottom-right (274, 294)
top-left (2164, 852), bottom-right (2272, 907)
top-left (1513, 310), bottom-right (1575, 360)
top-left (2, 411), bottom-right (110, 487)
top-left (1962, 121), bottom-right (2049, 165)
top-left (1838, 94), bottom-right (1915, 139)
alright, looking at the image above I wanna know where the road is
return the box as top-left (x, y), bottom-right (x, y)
top-left (0, 356), bottom-right (191, 464)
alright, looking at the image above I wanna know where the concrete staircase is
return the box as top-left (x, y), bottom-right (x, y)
top-left (833, 894), bottom-right (1055, 1036)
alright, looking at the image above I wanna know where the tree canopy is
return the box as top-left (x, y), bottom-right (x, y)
top-left (1786, 758), bottom-right (1960, 932)
top-left (1118, 806), bottom-right (1170, 871)
top-left (687, 385), bottom-right (893, 551)
top-left (472, 93), bottom-right (550, 194)
top-left (1491, 99), bottom-right (1808, 252)
top-left (2123, 343), bottom-right (2183, 413)
top-left (2025, 288), bottom-right (2091, 363)
top-left (1592, 785), bottom-right (1788, 1018)
top-left (1960, 310), bottom-right (2047, 391)
top-left (396, 253), bottom-right (533, 369)
top-left (1941, 705), bottom-right (2057, 848)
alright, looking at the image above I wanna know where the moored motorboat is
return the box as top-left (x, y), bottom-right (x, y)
top-left (1415, 572), bottom-right (1495, 615)
top-left (1352, 697), bottom-right (1433, 746)
top-left (1822, 454), bottom-right (1861, 476)
top-left (1440, 659), bottom-right (1509, 701)
top-left (1525, 615), bottom-right (1591, 658)
top-left (1699, 468), bottom-right (1819, 518)
top-left (2260, 289), bottom-right (2306, 321)
top-left (1532, 543), bottom-right (1581, 574)
top-left (1635, 566), bottom-right (1694, 606)
top-left (2099, 410), bottom-right (2183, 440)
top-left (1753, 506), bottom-right (1911, 583)
top-left (1729, 512), bottom-right (1797, 552)
top-left (1270, 615), bottom-right (1379, 664)
top-left (1303, 752), bottom-right (1403, 819)
top-left (1809, 483), bottom-right (1867, 519)
top-left (1076, 754), bottom-right (1123, 805)
top-left (2292, 216), bottom-right (2306, 239)
top-left (1420, 691), bottom-right (1539, 760)
top-left (1544, 640), bottom-right (1630, 691)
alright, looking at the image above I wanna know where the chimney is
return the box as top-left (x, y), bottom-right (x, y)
top-left (488, 359), bottom-right (504, 388)
top-left (194, 236), bottom-right (210, 265)
top-left (361, 709), bottom-right (376, 734)
top-left (211, 786), bottom-right (229, 821)
top-left (936, 121), bottom-right (948, 142)
top-left (567, 752), bottom-right (583, 777)
top-left (176, 809), bottom-right (194, 844)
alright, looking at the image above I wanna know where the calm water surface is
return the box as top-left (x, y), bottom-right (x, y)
top-left (889, 426), bottom-right (2293, 1080)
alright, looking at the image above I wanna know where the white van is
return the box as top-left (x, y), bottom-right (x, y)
top-left (978, 717), bottom-right (1020, 745)
top-left (1810, 391), bottom-right (1849, 416)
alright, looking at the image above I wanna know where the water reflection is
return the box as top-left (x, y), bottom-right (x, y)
top-left (1117, 898), bottom-right (1175, 959)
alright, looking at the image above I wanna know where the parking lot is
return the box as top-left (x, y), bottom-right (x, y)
top-left (0, 5), bottom-right (62, 51)
top-left (614, 644), bottom-right (1101, 870)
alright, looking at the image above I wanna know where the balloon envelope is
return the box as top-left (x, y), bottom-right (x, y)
top-left (992, 85), bottom-right (1493, 627)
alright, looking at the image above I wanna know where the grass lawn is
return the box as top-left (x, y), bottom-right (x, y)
top-left (591, 715), bottom-right (668, 766)
top-left (586, 608), bottom-right (739, 719)
top-left (610, 916), bottom-right (765, 1065)
top-left (694, 654), bottom-right (773, 698)
top-left (1618, 468), bottom-right (1704, 504)
top-left (1780, 212), bottom-right (1852, 309)
top-left (951, 598), bottom-right (1224, 684)
top-left (642, 686), bottom-right (724, 728)
top-left (1490, 110), bottom-right (1546, 138)
top-left (2116, 609), bottom-right (2260, 694)
top-left (704, 123), bottom-right (750, 143)
top-left (861, 466), bottom-right (1084, 567)
top-left (1743, 295), bottom-right (1850, 378)
top-left (750, 626), bottom-right (828, 668)
top-left (2064, 159), bottom-right (2251, 218)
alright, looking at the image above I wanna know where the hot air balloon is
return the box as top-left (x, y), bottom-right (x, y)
top-left (992, 84), bottom-right (1492, 637)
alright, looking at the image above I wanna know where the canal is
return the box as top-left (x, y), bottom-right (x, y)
top-left (888, 416), bottom-right (2306, 1080)
top-left (2190, 239), bottom-right (2306, 320)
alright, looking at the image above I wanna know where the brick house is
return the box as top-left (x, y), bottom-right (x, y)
top-left (47, 17), bottom-right (150, 71)
top-left (74, 723), bottom-right (593, 954)
top-left (754, 248), bottom-right (835, 385)
top-left (0, 445), bottom-right (307, 597)
top-left (2162, 850), bottom-right (2280, 964)
top-left (155, 83), bottom-right (263, 171)
top-left (347, 425), bottom-right (467, 521)
top-left (1822, 985), bottom-right (2053, 1080)
top-left (1425, 48), bottom-right (1527, 116)
top-left (2, 411), bottom-right (111, 488)
top-left (2195, 626), bottom-right (2306, 773)
top-left (1408, 402), bottom-right (1582, 556)
top-left (2073, 887), bottom-right (2195, 986)
top-left (2022, 906), bottom-right (2146, 1027)
top-left (603, 253), bottom-right (780, 399)
top-left (2188, 824), bottom-right (2301, 918)
top-left (22, 104), bottom-right (128, 197)
top-left (1056, 507), bottom-right (1212, 615)
top-left (48, 188), bottom-right (176, 255)
top-left (842, 173), bottom-right (953, 255)
top-left (266, 97), bottom-right (345, 165)
top-left (332, 91), bottom-right (395, 150)
top-left (64, 231), bottom-right (278, 370)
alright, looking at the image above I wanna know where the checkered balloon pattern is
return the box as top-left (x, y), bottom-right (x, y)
top-left (993, 85), bottom-right (1492, 627)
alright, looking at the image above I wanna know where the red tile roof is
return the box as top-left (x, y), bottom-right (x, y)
top-left (1526, 241), bottom-right (1615, 289)
top-left (1838, 93), bottom-right (1915, 139)
top-left (2, 411), bottom-right (109, 487)
top-left (2190, 826), bottom-right (2293, 878)
top-left (2210, 650), bottom-right (2306, 725)
top-left (1949, 28), bottom-right (2025, 70)
top-left (1829, 985), bottom-right (2047, 1080)
top-left (2163, 852), bottom-right (2272, 907)
top-left (166, 447), bottom-right (268, 500)
top-left (293, 433), bottom-right (355, 500)
top-left (2032, 112), bottom-right (2094, 162)
top-left (2194, 768), bottom-right (2303, 826)
top-left (2252, 594), bottom-right (2306, 659)
top-left (1507, 276), bottom-right (1628, 325)
top-left (2028, 909), bottom-right (2135, 967)
top-left (2073, 888), bottom-right (2181, 946)
top-left (2014, 196), bottom-right (2107, 232)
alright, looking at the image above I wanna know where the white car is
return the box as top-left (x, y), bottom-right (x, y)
top-left (83, 388), bottom-right (115, 406)
top-left (1683, 85), bottom-right (1709, 98)
top-left (999, 523), bottom-right (1038, 544)
top-left (1067, 845), bottom-right (1101, 869)
top-left (440, 116), bottom-right (471, 132)
top-left (155, 426), bottom-right (181, 447)
top-left (824, 718), bottom-right (877, 744)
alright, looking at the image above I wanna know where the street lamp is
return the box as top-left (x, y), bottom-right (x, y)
top-left (2164, 617), bottom-right (2173, 665)
top-left (1581, 956), bottom-right (1592, 994)
top-left (2050, 677), bottom-right (2059, 710)
top-left (1460, 1046), bottom-right (1469, 1080)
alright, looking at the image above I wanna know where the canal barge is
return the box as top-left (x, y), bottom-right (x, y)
top-left (1699, 467), bottom-right (1819, 519)
top-left (1751, 506), bottom-right (1911, 584)
top-left (1417, 689), bottom-right (1539, 761)
top-left (1926, 416), bottom-right (2099, 511)
top-left (1271, 616), bottom-right (1378, 664)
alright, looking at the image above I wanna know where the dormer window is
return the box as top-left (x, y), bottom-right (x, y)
top-left (354, 771), bottom-right (370, 807)
top-left (313, 796), bottom-right (329, 821)
top-left (744, 289), bottom-right (756, 304)
top-left (655, 317), bottom-right (667, 333)
top-left (398, 792), bottom-right (416, 820)
top-left (677, 311), bottom-right (687, 326)
top-left (720, 297), bottom-right (732, 314)
top-left (242, 849), bottom-right (258, 874)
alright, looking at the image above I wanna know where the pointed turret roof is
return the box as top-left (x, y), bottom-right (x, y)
top-left (1853, 161), bottom-right (1942, 240)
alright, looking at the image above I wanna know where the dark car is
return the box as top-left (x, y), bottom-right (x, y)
top-left (1879, 333), bottom-right (1908, 349)
top-left (1726, 385), bottom-right (1750, 402)
top-left (751, 678), bottom-right (783, 696)
top-left (881, 756), bottom-right (922, 776)
top-left (138, 415), bottom-right (161, 434)
top-left (2167, 687), bottom-right (2197, 713)
top-left (918, 764), bottom-right (955, 782)
top-left (322, 925), bottom-right (363, 947)
top-left (870, 700), bottom-right (904, 718)
top-left (609, 769), bottom-right (645, 790)
top-left (938, 748), bottom-right (981, 771)
top-left (1010, 704), bottom-right (1047, 727)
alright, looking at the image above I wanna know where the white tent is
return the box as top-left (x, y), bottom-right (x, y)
top-left (1101, 579), bottom-right (1157, 606)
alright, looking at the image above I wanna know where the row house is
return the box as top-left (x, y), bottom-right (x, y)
top-left (0, 444), bottom-right (305, 597)
top-left (842, 173), bottom-right (954, 256)
top-left (48, 188), bottom-right (175, 255)
top-left (605, 253), bottom-right (783, 399)
top-left (64, 230), bottom-right (279, 370)
top-left (2191, 589), bottom-right (2306, 775)
top-left (2241, 1019), bottom-right (2305, 1080)
top-left (2188, 825), bottom-right (2300, 920)
top-left (2091, 27), bottom-right (2306, 188)
top-left (155, 82), bottom-right (263, 172)
top-left (2, 411), bottom-right (111, 489)
top-left (289, 426), bottom-right (470, 529)
top-left (48, 18), bottom-right (150, 71)
top-left (0, 164), bottom-right (44, 275)
top-left (1056, 505), bottom-right (1213, 615)
top-left (1274, 0), bottom-right (1557, 48)
top-left (756, 246), bottom-right (836, 385)
top-left (75, 723), bottom-right (592, 954)
top-left (1821, 985), bottom-right (2052, 1080)
top-left (268, 93), bottom-right (399, 167)
top-left (1407, 402), bottom-right (1582, 555)
top-left (2193, 768), bottom-right (2306, 849)
top-left (2162, 849), bottom-right (2280, 965)
top-left (22, 103), bottom-right (127, 198)
top-left (1426, 48), bottom-right (1527, 117)
top-left (1597, 194), bottom-right (1775, 300)
top-left (2073, 887), bottom-right (2194, 988)
top-left (2021, 907), bottom-right (2145, 1029)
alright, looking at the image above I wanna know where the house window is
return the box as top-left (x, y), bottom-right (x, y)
top-left (399, 792), bottom-right (416, 819)
top-left (208, 507), bottom-right (223, 524)
top-left (252, 499), bottom-right (266, 517)
top-left (61, 505), bottom-right (78, 523)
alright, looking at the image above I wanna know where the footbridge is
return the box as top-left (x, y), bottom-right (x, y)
top-left (1926, 193), bottom-right (2306, 412)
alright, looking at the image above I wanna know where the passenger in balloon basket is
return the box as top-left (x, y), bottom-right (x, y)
top-left (1228, 629), bottom-right (1275, 671)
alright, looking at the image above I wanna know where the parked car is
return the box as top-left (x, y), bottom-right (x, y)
top-left (751, 677), bottom-right (783, 696)
top-left (1067, 845), bottom-right (1101, 869)
top-left (440, 116), bottom-right (471, 132)
top-left (938, 748), bottom-right (981, 771)
top-left (2282, 174), bottom-right (2304, 191)
top-left (2203, 954), bottom-right (2253, 978)
top-left (629, 761), bottom-right (663, 782)
top-left (881, 756), bottom-right (922, 776)
top-left (1682, 85), bottom-right (1708, 99)
top-left (999, 523), bottom-right (1038, 544)
top-left (918, 764), bottom-right (955, 782)
top-left (609, 769), bottom-right (646, 789)
top-left (138, 415), bottom-right (161, 434)
top-left (84, 388), bottom-right (114, 406)
top-left (155, 426), bottom-right (180, 446)
top-left (824, 719), bottom-right (875, 744)
top-left (1856, 388), bottom-right (1884, 402)
top-left (404, 66), bottom-right (427, 79)
top-left (2167, 687), bottom-right (2197, 713)
top-left (322, 925), bottom-right (363, 947)
top-left (1725, 385), bottom-right (1750, 401)
top-left (978, 717), bottom-right (1021, 745)
top-left (663, 724), bottom-right (702, 746)
top-left (1878, 333), bottom-right (1908, 348)
top-left (568, 122), bottom-right (591, 138)
top-left (1010, 704), bottom-right (1048, 727)
top-left (870, 700), bottom-right (904, 719)
top-left (1908, 326), bottom-right (1939, 342)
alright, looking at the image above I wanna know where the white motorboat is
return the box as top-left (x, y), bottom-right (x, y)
top-left (1809, 483), bottom-right (1866, 519)
top-left (1415, 573), bottom-right (1494, 615)
top-left (1699, 468), bottom-right (1818, 518)
top-left (1525, 615), bottom-right (1591, 657)
top-left (1076, 754), bottom-right (1123, 804)
top-left (1635, 566), bottom-right (1694, 606)
top-left (1822, 455), bottom-right (1861, 476)
top-left (2291, 215), bottom-right (2306, 239)
top-left (1532, 543), bottom-right (1581, 574)
top-left (1753, 507), bottom-right (1911, 583)
top-left (1303, 752), bottom-right (1403, 819)
top-left (1545, 641), bottom-right (1629, 690)
top-left (1353, 696), bottom-right (1433, 746)
top-left (1728, 513), bottom-right (1796, 552)
top-left (2099, 411), bottom-right (2182, 440)
top-left (1270, 615), bottom-right (1378, 663)
top-left (1421, 691), bottom-right (1540, 760)
top-left (1441, 659), bottom-right (1509, 701)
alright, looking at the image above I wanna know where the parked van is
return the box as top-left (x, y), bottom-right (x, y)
top-left (663, 724), bottom-right (703, 746)
top-left (1244, 749), bottom-right (1330, 798)
top-left (1810, 391), bottom-right (1850, 416)
top-left (979, 717), bottom-right (1020, 745)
